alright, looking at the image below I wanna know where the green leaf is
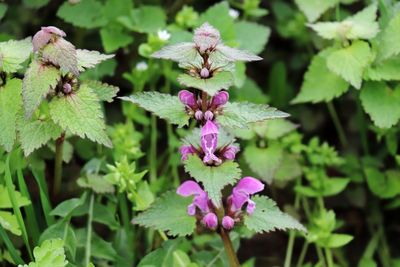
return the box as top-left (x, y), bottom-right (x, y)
top-left (49, 85), bottom-right (112, 147)
top-left (83, 80), bottom-right (119, 102)
top-left (42, 38), bottom-right (78, 75)
top-left (365, 57), bottom-right (400, 81)
top-left (0, 211), bottom-right (21, 236)
top-left (18, 239), bottom-right (68, 267)
top-left (0, 79), bottom-right (22, 152)
top-left (217, 101), bottom-right (289, 129)
top-left (323, 233), bottom-right (353, 248)
top-left (57, 0), bottom-right (106, 29)
top-left (0, 38), bottom-right (32, 73)
top-left (17, 115), bottom-right (62, 156)
top-left (234, 21), bottom-right (270, 54)
top-left (292, 51), bottom-right (349, 103)
top-left (377, 11), bottom-right (400, 60)
top-left (199, 2), bottom-right (235, 42)
top-left (50, 196), bottom-right (85, 217)
top-left (100, 26), bottom-right (134, 53)
top-left (178, 72), bottom-right (233, 96)
top-left (76, 49), bottom-right (114, 72)
top-left (244, 196), bottom-right (306, 233)
top-left (259, 119), bottom-right (298, 139)
top-left (365, 168), bottom-right (400, 199)
top-left (0, 185), bottom-right (31, 208)
top-left (360, 82), bottom-right (400, 128)
top-left (0, 3), bottom-right (8, 19)
top-left (22, 0), bottom-right (50, 8)
top-left (184, 155), bottom-right (241, 205)
top-left (129, 6), bottom-right (166, 33)
top-left (243, 144), bottom-right (283, 184)
top-left (326, 41), bottom-right (372, 89)
top-left (275, 154), bottom-right (303, 182)
top-left (22, 61), bottom-right (60, 118)
top-left (77, 174), bottom-right (115, 194)
top-left (138, 239), bottom-right (185, 267)
top-left (321, 178), bottom-right (350, 196)
top-left (133, 191), bottom-right (196, 237)
top-left (295, 0), bottom-right (336, 22)
top-left (121, 92), bottom-right (189, 127)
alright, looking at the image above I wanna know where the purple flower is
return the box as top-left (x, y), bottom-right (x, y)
top-left (32, 26), bottom-right (66, 52)
top-left (223, 145), bottom-right (239, 160)
top-left (222, 216), bottom-right (235, 230)
top-left (204, 110), bottom-right (214, 121)
top-left (193, 23), bottom-right (221, 53)
top-left (211, 91), bottom-right (229, 107)
top-left (177, 181), bottom-right (210, 215)
top-left (180, 145), bottom-right (196, 161)
top-left (200, 67), bottom-right (210, 78)
top-left (228, 177), bottom-right (264, 215)
top-left (202, 212), bottom-right (218, 230)
top-left (195, 110), bottom-right (203, 120)
top-left (178, 90), bottom-right (197, 108)
top-left (201, 120), bottom-right (221, 164)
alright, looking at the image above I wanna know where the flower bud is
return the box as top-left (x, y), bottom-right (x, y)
top-left (32, 26), bottom-right (66, 52)
top-left (180, 145), bottom-right (196, 161)
top-left (223, 146), bottom-right (239, 160)
top-left (63, 83), bottom-right (72, 94)
top-left (200, 67), bottom-right (210, 78)
top-left (193, 23), bottom-right (221, 53)
top-left (195, 110), bottom-right (203, 120)
top-left (202, 212), bottom-right (218, 230)
top-left (222, 216), bottom-right (235, 230)
top-left (211, 91), bottom-right (229, 107)
top-left (178, 90), bottom-right (197, 108)
top-left (204, 110), bottom-right (214, 121)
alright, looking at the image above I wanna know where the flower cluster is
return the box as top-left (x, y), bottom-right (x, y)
top-left (177, 177), bottom-right (264, 230)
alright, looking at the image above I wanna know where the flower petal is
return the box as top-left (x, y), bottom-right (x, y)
top-left (234, 177), bottom-right (264, 195)
top-left (177, 180), bottom-right (203, 197)
top-left (202, 212), bottom-right (218, 229)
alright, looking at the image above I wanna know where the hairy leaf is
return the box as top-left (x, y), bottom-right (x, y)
top-left (0, 37), bottom-right (32, 73)
top-left (0, 211), bottom-right (20, 236)
top-left (295, 0), bottom-right (336, 22)
top-left (57, 0), bottom-right (107, 29)
top-left (234, 21), bottom-right (270, 54)
top-left (377, 11), bottom-right (400, 60)
top-left (121, 92), bottom-right (189, 127)
top-left (151, 42), bottom-right (198, 63)
top-left (18, 239), bottom-right (68, 267)
top-left (178, 71), bottom-right (233, 96)
top-left (49, 85), bottom-right (112, 147)
top-left (0, 185), bottom-right (31, 208)
top-left (76, 49), bottom-right (114, 72)
top-left (365, 56), bottom-right (400, 81)
top-left (184, 155), bottom-right (241, 205)
top-left (42, 38), bottom-right (78, 75)
top-left (133, 191), bottom-right (196, 236)
top-left (83, 80), bottom-right (119, 102)
top-left (100, 26), bottom-right (134, 53)
top-left (244, 196), bottom-right (306, 233)
top-left (212, 44), bottom-right (262, 62)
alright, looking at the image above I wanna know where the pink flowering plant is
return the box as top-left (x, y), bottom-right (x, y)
top-left (124, 23), bottom-right (306, 266)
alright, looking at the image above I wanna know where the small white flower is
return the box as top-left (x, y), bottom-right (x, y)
top-left (229, 8), bottom-right (239, 19)
top-left (136, 61), bottom-right (148, 71)
top-left (157, 30), bottom-right (171, 41)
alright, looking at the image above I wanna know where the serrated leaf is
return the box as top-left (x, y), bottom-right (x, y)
top-left (77, 174), bottom-right (115, 194)
top-left (83, 80), bottom-right (119, 102)
top-left (129, 5), bottom-right (166, 33)
top-left (234, 21), bottom-right (270, 54)
top-left (326, 41), bottom-right (372, 89)
top-left (360, 82), bottom-right (400, 128)
top-left (17, 115), bottom-right (62, 156)
top-left (0, 211), bottom-right (20, 236)
top-left (212, 44), bottom-right (262, 63)
top-left (253, 119), bottom-right (298, 139)
top-left (42, 38), bottom-right (78, 75)
top-left (243, 144), bottom-right (283, 184)
top-left (22, 61), bottom-right (60, 118)
top-left (76, 49), bottom-right (114, 72)
top-left (0, 79), bottom-right (22, 152)
top-left (49, 84), bottom-right (112, 147)
top-left (57, 0), bottom-right (107, 29)
top-left (184, 155), bottom-right (241, 205)
top-left (151, 42), bottom-right (199, 63)
top-left (217, 101), bottom-right (289, 129)
top-left (178, 72), bottom-right (233, 96)
top-left (295, 0), bottom-right (337, 22)
top-left (0, 37), bottom-right (32, 73)
top-left (121, 92), bottom-right (189, 127)
top-left (365, 56), bottom-right (400, 81)
top-left (244, 196), bottom-right (306, 233)
top-left (292, 51), bottom-right (349, 103)
top-left (0, 185), bottom-right (31, 208)
top-left (377, 11), bottom-right (400, 60)
top-left (18, 239), bottom-right (68, 267)
top-left (100, 26), bottom-right (134, 53)
top-left (133, 191), bottom-right (196, 237)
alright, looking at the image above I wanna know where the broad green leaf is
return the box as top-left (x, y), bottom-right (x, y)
top-left (49, 84), bottom-right (112, 147)
top-left (138, 239), bottom-right (187, 267)
top-left (178, 72), bottom-right (233, 96)
top-left (17, 115), bottom-right (62, 156)
top-left (292, 51), bottom-right (349, 103)
top-left (358, 258), bottom-right (377, 267)
top-left (92, 203), bottom-right (119, 230)
top-left (365, 168), bottom-right (400, 198)
top-left (133, 181), bottom-right (155, 211)
top-left (365, 57), bottom-right (400, 81)
top-left (83, 80), bottom-right (119, 102)
top-left (121, 92), bottom-right (189, 127)
top-left (22, 61), bottom-right (60, 118)
top-left (76, 49), bottom-right (114, 72)
top-left (50, 196), bottom-right (85, 217)
top-left (275, 154), bottom-right (303, 182)
top-left (244, 144), bottom-right (283, 184)
top-left (0, 79), bottom-right (22, 152)
top-left (295, 0), bottom-right (336, 22)
top-left (217, 101), bottom-right (289, 129)
top-left (377, 11), bottom-right (400, 60)
top-left (360, 82), bottom-right (400, 128)
top-left (322, 233), bottom-right (353, 248)
top-left (18, 239), bottom-right (68, 267)
top-left (244, 196), bottom-right (306, 233)
top-left (0, 38), bottom-right (32, 73)
top-left (42, 38), bottom-right (78, 75)
top-left (77, 174), bottom-right (115, 194)
top-left (151, 42), bottom-right (199, 63)
top-left (184, 155), bottom-right (241, 205)
top-left (22, 0), bottom-right (50, 8)
top-left (254, 119), bottom-right (298, 139)
top-left (234, 21), bottom-right (270, 54)
top-left (0, 3), bottom-right (7, 19)
top-left (326, 41), bottom-right (372, 89)
top-left (39, 221), bottom-right (76, 260)
top-left (57, 0), bottom-right (107, 29)
top-left (321, 178), bottom-right (350, 196)
top-left (133, 191), bottom-right (196, 237)
top-left (0, 185), bottom-right (31, 208)
top-left (129, 6), bottom-right (166, 33)
top-left (100, 26), bottom-right (134, 53)
top-left (0, 211), bottom-right (20, 235)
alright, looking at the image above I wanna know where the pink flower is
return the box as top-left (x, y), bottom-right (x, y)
top-left (32, 26), bottom-right (66, 52)
top-left (222, 216), bottom-right (235, 230)
top-left (204, 110), bottom-right (214, 121)
top-left (180, 145), bottom-right (196, 161)
top-left (202, 212), bottom-right (218, 230)
top-left (223, 145), bottom-right (239, 160)
top-left (178, 90), bottom-right (197, 108)
top-left (228, 177), bottom-right (264, 214)
top-left (211, 91), bottom-right (229, 107)
top-left (193, 23), bottom-right (221, 53)
top-left (201, 120), bottom-right (221, 164)
top-left (177, 181), bottom-right (210, 215)
top-left (195, 110), bottom-right (203, 120)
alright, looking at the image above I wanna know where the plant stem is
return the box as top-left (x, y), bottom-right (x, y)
top-left (325, 248), bottom-right (334, 267)
top-left (149, 115), bottom-right (157, 182)
top-left (296, 242), bottom-right (309, 267)
top-left (53, 133), bottom-right (65, 196)
top-left (316, 246), bottom-right (327, 267)
top-left (85, 192), bottom-right (94, 267)
top-left (355, 92), bottom-right (369, 154)
top-left (201, 91), bottom-right (208, 113)
top-left (284, 193), bottom-right (301, 267)
top-left (0, 225), bottom-right (24, 265)
top-left (219, 229), bottom-right (240, 267)
top-left (326, 102), bottom-right (347, 147)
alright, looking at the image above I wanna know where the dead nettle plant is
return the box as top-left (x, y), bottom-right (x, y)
top-left (123, 23), bottom-right (306, 266)
top-left (0, 26), bottom-right (118, 195)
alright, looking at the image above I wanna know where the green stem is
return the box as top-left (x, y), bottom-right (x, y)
top-left (158, 230), bottom-right (168, 241)
top-left (296, 242), bottom-right (309, 267)
top-left (0, 225), bottom-right (24, 265)
top-left (355, 92), bottom-right (369, 154)
top-left (53, 133), bottom-right (65, 196)
top-left (326, 102), bottom-right (347, 147)
top-left (219, 229), bottom-right (240, 267)
top-left (284, 193), bottom-right (301, 267)
top-left (85, 192), bottom-right (94, 267)
top-left (316, 246), bottom-right (327, 267)
top-left (325, 248), bottom-right (334, 267)
top-left (149, 115), bottom-right (157, 182)
top-left (32, 169), bottom-right (54, 226)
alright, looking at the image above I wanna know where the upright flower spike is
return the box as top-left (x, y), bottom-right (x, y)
top-left (32, 26), bottom-right (66, 52)
top-left (228, 177), bottom-right (264, 214)
top-left (177, 180), bottom-right (210, 215)
top-left (193, 22), bottom-right (221, 53)
top-left (201, 120), bottom-right (221, 164)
